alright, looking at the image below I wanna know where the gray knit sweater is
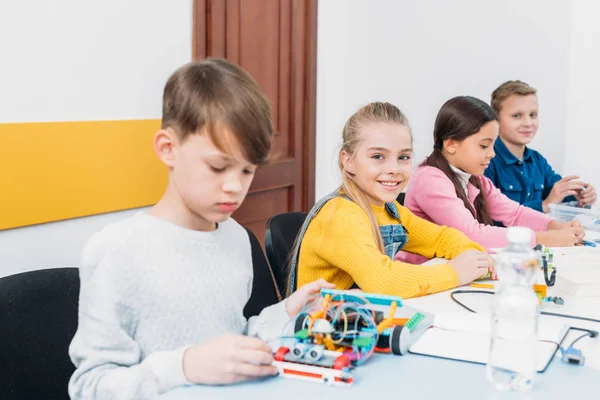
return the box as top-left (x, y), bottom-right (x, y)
top-left (68, 211), bottom-right (289, 399)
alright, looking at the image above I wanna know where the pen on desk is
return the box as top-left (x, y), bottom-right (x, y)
top-left (470, 283), bottom-right (495, 289)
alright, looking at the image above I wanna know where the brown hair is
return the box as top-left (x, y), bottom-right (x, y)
top-left (424, 96), bottom-right (496, 225)
top-left (491, 80), bottom-right (537, 114)
top-left (161, 58), bottom-right (273, 165)
top-left (339, 102), bottom-right (411, 253)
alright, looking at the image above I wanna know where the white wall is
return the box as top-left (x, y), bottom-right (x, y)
top-left (3, 0), bottom-right (598, 278)
top-left (0, 209), bottom-right (145, 277)
top-left (564, 0), bottom-right (600, 194)
top-left (316, 0), bottom-right (571, 199)
top-left (0, 0), bottom-right (192, 277)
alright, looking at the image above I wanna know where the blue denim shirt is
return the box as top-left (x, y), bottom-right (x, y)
top-left (484, 138), bottom-right (576, 212)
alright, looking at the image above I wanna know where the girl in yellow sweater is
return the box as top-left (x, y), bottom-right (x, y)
top-left (288, 102), bottom-right (496, 299)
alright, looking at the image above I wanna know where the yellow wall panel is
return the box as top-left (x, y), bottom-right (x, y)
top-left (0, 120), bottom-right (167, 230)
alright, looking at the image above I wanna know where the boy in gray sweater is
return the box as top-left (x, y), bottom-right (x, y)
top-left (68, 58), bottom-right (333, 399)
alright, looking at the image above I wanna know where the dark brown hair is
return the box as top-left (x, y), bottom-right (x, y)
top-left (424, 96), bottom-right (496, 225)
top-left (161, 58), bottom-right (273, 165)
top-left (491, 80), bottom-right (537, 114)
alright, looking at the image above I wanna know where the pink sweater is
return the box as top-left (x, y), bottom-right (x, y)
top-left (404, 165), bottom-right (553, 252)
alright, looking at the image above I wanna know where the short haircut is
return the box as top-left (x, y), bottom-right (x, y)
top-left (161, 58), bottom-right (273, 165)
top-left (491, 80), bottom-right (537, 114)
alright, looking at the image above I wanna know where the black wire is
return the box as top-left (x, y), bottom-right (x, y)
top-left (534, 245), bottom-right (556, 286)
top-left (450, 290), bottom-right (492, 313)
top-left (569, 326), bottom-right (599, 338)
top-left (542, 257), bottom-right (556, 286)
top-left (451, 290), bottom-right (600, 360)
top-left (569, 333), bottom-right (592, 350)
top-left (450, 289), bottom-right (600, 325)
top-left (540, 311), bottom-right (600, 324)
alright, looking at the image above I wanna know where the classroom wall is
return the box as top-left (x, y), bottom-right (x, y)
top-left (564, 0), bottom-right (600, 193)
top-left (2, 1), bottom-right (597, 278)
top-left (316, 0), bottom-right (572, 199)
top-left (0, 0), bottom-right (192, 277)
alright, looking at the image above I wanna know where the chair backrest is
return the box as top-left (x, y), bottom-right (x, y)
top-left (397, 192), bottom-right (406, 205)
top-left (0, 267), bottom-right (80, 400)
top-left (243, 228), bottom-right (281, 318)
top-left (264, 212), bottom-right (308, 298)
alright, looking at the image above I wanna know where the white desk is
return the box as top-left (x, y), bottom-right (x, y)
top-left (160, 351), bottom-right (598, 400)
top-left (160, 253), bottom-right (600, 399)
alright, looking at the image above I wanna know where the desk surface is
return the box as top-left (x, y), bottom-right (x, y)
top-left (161, 258), bottom-right (600, 400)
top-left (160, 350), bottom-right (598, 400)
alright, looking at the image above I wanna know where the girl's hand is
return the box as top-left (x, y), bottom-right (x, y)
top-left (449, 250), bottom-right (496, 286)
top-left (546, 220), bottom-right (585, 244)
top-left (538, 227), bottom-right (584, 247)
top-left (547, 219), bottom-right (582, 231)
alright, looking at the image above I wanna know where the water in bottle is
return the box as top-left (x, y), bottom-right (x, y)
top-left (486, 227), bottom-right (541, 392)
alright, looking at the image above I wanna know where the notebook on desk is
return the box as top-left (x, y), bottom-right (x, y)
top-left (556, 270), bottom-right (600, 296)
top-left (409, 313), bottom-right (569, 372)
top-left (546, 247), bottom-right (600, 296)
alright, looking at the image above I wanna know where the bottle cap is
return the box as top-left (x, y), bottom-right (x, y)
top-left (506, 226), bottom-right (533, 245)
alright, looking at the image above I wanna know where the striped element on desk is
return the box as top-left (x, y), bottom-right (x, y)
top-left (404, 312), bottom-right (425, 332)
top-left (0, 119), bottom-right (167, 230)
top-left (320, 288), bottom-right (404, 307)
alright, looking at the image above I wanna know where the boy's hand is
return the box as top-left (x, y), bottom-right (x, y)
top-left (577, 184), bottom-right (597, 207)
top-left (183, 334), bottom-right (278, 385)
top-left (285, 278), bottom-right (335, 318)
top-left (542, 176), bottom-right (585, 212)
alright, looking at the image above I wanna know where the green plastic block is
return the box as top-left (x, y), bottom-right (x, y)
top-left (294, 329), bottom-right (310, 340)
top-left (405, 312), bottom-right (425, 332)
top-left (476, 271), bottom-right (491, 280)
top-left (352, 337), bottom-right (373, 347)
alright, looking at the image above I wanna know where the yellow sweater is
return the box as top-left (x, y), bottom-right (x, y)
top-left (296, 197), bottom-right (485, 298)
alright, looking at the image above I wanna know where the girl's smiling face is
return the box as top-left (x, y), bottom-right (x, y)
top-left (341, 122), bottom-right (413, 206)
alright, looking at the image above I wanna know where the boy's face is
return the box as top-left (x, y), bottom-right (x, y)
top-left (170, 127), bottom-right (257, 229)
top-left (498, 94), bottom-right (539, 146)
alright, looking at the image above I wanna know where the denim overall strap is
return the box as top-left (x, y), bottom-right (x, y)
top-left (287, 191), bottom-right (346, 296)
top-left (384, 202), bottom-right (400, 219)
top-left (380, 201), bottom-right (409, 259)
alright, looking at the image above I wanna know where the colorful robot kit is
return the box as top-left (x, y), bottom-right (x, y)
top-left (273, 289), bottom-right (424, 386)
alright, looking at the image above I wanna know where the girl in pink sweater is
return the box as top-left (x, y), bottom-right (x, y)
top-left (404, 96), bottom-right (584, 253)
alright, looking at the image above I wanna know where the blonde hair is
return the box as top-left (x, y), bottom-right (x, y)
top-left (491, 80), bottom-right (537, 114)
top-left (338, 102), bottom-right (411, 253)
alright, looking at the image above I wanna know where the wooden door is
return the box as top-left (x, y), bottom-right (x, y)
top-left (193, 0), bottom-right (317, 246)
top-left (194, 0), bottom-right (317, 244)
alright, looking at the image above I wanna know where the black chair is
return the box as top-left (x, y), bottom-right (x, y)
top-left (243, 228), bottom-right (281, 318)
top-left (397, 192), bottom-right (406, 205)
top-left (264, 212), bottom-right (308, 298)
top-left (0, 268), bottom-right (80, 400)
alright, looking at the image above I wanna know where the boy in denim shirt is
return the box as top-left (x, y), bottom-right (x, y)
top-left (485, 80), bottom-right (596, 213)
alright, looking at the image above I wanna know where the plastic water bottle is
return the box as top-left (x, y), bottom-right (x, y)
top-left (487, 227), bottom-right (541, 392)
